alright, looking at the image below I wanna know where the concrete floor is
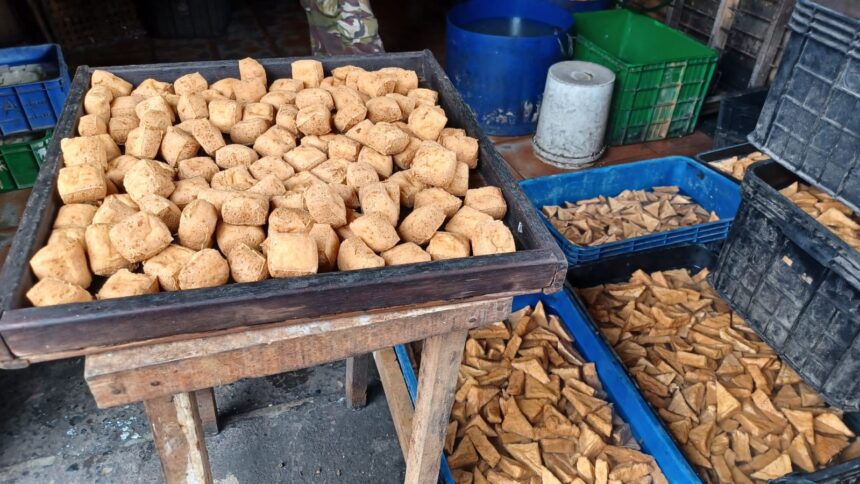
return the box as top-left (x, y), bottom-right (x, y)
top-left (0, 359), bottom-right (405, 483)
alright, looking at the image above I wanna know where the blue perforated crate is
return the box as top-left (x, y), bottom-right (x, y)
top-left (395, 290), bottom-right (699, 484)
top-left (519, 156), bottom-right (741, 266)
top-left (0, 44), bottom-right (70, 136)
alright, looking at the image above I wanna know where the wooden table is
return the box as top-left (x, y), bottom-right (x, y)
top-left (83, 296), bottom-right (512, 484)
top-left (23, 130), bottom-right (712, 483)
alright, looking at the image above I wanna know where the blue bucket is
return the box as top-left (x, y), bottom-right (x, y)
top-left (445, 0), bottom-right (575, 136)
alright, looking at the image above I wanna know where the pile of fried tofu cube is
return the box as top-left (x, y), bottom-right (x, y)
top-left (27, 58), bottom-right (516, 306)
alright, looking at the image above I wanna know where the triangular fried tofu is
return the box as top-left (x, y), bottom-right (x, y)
top-left (469, 321), bottom-right (510, 340)
top-left (464, 414), bottom-right (497, 437)
top-left (750, 389), bottom-right (786, 425)
top-left (445, 421), bottom-right (458, 454)
top-left (668, 390), bottom-right (699, 421)
top-left (783, 409), bottom-right (815, 445)
top-left (466, 386), bottom-right (499, 416)
top-left (578, 423), bottom-right (605, 459)
top-left (517, 398), bottom-right (548, 423)
top-left (540, 466), bottom-right (562, 484)
top-left (774, 385), bottom-right (802, 408)
top-left (473, 468), bottom-right (488, 484)
top-left (813, 412), bottom-right (855, 438)
top-left (689, 421), bottom-right (715, 458)
top-left (483, 397), bottom-right (502, 424)
top-left (732, 430), bottom-right (752, 462)
top-left (524, 375), bottom-right (559, 402)
top-left (448, 435), bottom-right (478, 469)
top-left (547, 315), bottom-right (573, 342)
top-left (609, 462), bottom-right (653, 482)
top-left (682, 383), bottom-right (705, 413)
top-left (775, 363), bottom-right (802, 386)
top-left (512, 358), bottom-right (550, 384)
top-left (531, 302), bottom-right (549, 328)
top-left (535, 404), bottom-right (579, 439)
top-left (715, 382), bottom-right (741, 421)
top-left (505, 442), bottom-right (543, 474)
top-left (585, 404), bottom-right (613, 438)
top-left (500, 397), bottom-right (534, 439)
top-left (788, 434), bottom-right (816, 472)
top-left (506, 369), bottom-right (525, 397)
top-left (497, 456), bottom-right (530, 480)
top-left (716, 353), bottom-right (745, 376)
top-left (539, 438), bottom-right (575, 455)
top-left (750, 453), bottom-right (792, 480)
top-left (814, 434), bottom-right (849, 465)
top-left (669, 419), bottom-right (692, 444)
top-left (465, 427), bottom-right (501, 467)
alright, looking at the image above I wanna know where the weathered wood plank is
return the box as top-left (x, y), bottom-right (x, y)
top-left (374, 347), bottom-right (414, 458)
top-left (84, 298), bottom-right (511, 408)
top-left (193, 388), bottom-right (218, 437)
top-left (345, 354), bottom-right (369, 409)
top-left (749, 0), bottom-right (795, 87)
top-left (709, 0), bottom-right (739, 50)
top-left (2, 254), bottom-right (555, 360)
top-left (404, 330), bottom-right (468, 484)
top-left (144, 392), bottom-right (212, 484)
top-left (21, 292), bottom-right (522, 364)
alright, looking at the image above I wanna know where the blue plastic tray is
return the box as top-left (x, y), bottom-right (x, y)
top-left (394, 290), bottom-right (700, 484)
top-left (0, 44), bottom-right (70, 136)
top-left (519, 156), bottom-right (741, 266)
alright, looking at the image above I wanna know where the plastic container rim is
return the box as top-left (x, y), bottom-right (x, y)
top-left (446, 0), bottom-right (574, 40)
top-left (0, 44), bottom-right (67, 89)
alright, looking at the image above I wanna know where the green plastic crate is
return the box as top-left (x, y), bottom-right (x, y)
top-left (0, 129), bottom-right (51, 190)
top-left (573, 9), bottom-right (718, 145)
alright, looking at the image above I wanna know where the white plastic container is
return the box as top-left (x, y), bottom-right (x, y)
top-left (532, 61), bottom-right (615, 168)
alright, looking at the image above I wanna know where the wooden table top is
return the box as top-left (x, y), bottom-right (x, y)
top-left (492, 131), bottom-right (713, 180)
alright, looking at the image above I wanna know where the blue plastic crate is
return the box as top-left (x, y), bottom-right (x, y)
top-left (395, 290), bottom-right (700, 484)
top-left (519, 156), bottom-right (741, 266)
top-left (0, 44), bottom-right (70, 136)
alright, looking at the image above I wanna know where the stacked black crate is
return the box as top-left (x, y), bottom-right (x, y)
top-left (711, 0), bottom-right (860, 415)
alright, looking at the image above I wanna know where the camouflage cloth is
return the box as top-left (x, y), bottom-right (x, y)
top-left (301, 0), bottom-right (385, 55)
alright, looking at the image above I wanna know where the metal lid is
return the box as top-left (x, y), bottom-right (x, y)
top-left (547, 60), bottom-right (615, 87)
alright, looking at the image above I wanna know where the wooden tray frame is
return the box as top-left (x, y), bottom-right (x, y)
top-left (0, 51), bottom-right (566, 363)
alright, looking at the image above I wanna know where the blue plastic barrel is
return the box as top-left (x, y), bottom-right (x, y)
top-left (445, 0), bottom-right (574, 136)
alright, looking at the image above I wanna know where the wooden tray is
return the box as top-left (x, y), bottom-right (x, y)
top-left (0, 51), bottom-right (566, 363)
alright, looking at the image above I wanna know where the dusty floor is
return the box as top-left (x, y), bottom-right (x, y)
top-left (0, 359), bottom-right (405, 483)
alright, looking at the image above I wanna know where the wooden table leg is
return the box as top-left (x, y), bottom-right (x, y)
top-left (194, 388), bottom-right (219, 436)
top-left (345, 354), bottom-right (370, 409)
top-left (144, 392), bottom-right (213, 484)
top-left (404, 330), bottom-right (468, 484)
top-left (373, 348), bottom-right (414, 458)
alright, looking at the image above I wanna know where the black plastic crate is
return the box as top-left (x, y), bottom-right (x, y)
top-left (714, 88), bottom-right (768, 149)
top-left (749, 0), bottom-right (860, 212)
top-left (712, 160), bottom-right (860, 411)
top-left (695, 142), bottom-right (760, 182)
top-left (568, 243), bottom-right (860, 481)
